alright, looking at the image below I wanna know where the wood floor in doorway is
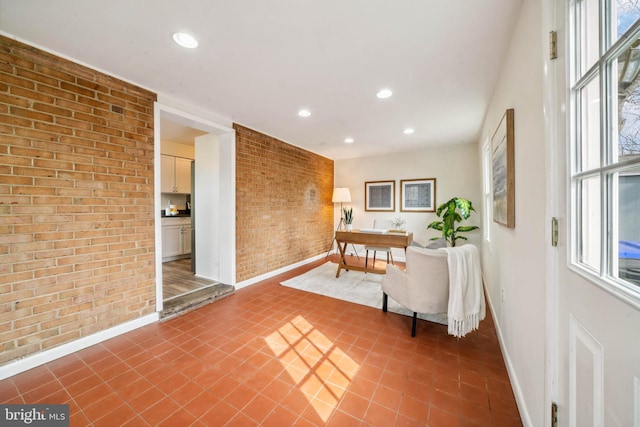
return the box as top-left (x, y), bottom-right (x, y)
top-left (163, 258), bottom-right (217, 300)
top-left (162, 258), bottom-right (235, 319)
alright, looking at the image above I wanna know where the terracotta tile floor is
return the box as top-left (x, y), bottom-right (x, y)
top-left (0, 256), bottom-right (522, 426)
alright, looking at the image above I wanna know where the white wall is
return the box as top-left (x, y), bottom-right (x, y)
top-left (335, 142), bottom-right (482, 259)
top-left (477, 0), bottom-right (545, 425)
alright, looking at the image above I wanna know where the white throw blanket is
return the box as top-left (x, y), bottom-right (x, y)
top-left (440, 244), bottom-right (485, 338)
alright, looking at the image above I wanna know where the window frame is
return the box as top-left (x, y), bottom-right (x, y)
top-left (482, 139), bottom-right (492, 243)
top-left (570, 0), bottom-right (640, 304)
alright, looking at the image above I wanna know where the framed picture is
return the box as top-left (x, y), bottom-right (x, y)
top-left (365, 180), bottom-right (395, 211)
top-left (491, 108), bottom-right (515, 228)
top-left (400, 178), bottom-right (436, 212)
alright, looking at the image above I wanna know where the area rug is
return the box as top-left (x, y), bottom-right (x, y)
top-left (280, 262), bottom-right (447, 324)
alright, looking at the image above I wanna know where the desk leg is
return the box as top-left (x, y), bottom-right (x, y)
top-left (336, 242), bottom-right (348, 278)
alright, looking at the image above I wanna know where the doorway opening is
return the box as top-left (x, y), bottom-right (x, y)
top-left (155, 103), bottom-right (236, 317)
top-left (161, 259), bottom-right (228, 317)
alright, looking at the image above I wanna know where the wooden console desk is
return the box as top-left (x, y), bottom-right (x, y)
top-left (335, 230), bottom-right (413, 277)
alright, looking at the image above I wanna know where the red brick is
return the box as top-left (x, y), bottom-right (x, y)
top-left (14, 127), bottom-right (59, 142)
top-left (76, 95), bottom-right (110, 111)
top-left (33, 122), bottom-right (74, 136)
top-left (35, 64), bottom-right (74, 82)
top-left (1, 175), bottom-right (34, 185)
top-left (12, 186), bottom-right (56, 196)
top-left (0, 51), bottom-right (33, 70)
top-left (32, 102), bottom-right (72, 117)
top-left (60, 81), bottom-right (95, 98)
top-left (0, 92), bottom-right (30, 107)
top-left (10, 106), bottom-right (53, 122)
top-left (54, 98), bottom-right (92, 113)
top-left (233, 124), bottom-right (333, 282)
top-left (0, 113), bottom-right (33, 128)
top-left (76, 77), bottom-right (109, 94)
top-left (16, 67), bottom-right (58, 87)
top-left (36, 83), bottom-right (77, 101)
top-left (0, 73), bottom-right (35, 90)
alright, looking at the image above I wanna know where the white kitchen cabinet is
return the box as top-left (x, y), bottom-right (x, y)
top-left (161, 155), bottom-right (192, 194)
top-left (182, 225), bottom-right (192, 255)
top-left (162, 224), bottom-right (184, 258)
top-left (162, 217), bottom-right (192, 261)
top-left (174, 157), bottom-right (192, 193)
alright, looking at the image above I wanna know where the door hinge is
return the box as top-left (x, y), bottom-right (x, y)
top-left (549, 31), bottom-right (558, 60)
top-left (551, 217), bottom-right (559, 247)
top-left (551, 402), bottom-right (558, 427)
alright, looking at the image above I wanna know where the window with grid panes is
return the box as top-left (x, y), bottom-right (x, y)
top-left (571, 0), bottom-right (640, 294)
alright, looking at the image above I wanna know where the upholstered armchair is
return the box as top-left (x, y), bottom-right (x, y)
top-left (381, 246), bottom-right (450, 336)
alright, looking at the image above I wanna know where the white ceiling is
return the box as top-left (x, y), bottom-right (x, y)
top-left (0, 0), bottom-right (522, 160)
top-left (160, 120), bottom-right (207, 146)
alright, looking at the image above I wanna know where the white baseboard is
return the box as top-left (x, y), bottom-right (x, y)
top-left (485, 289), bottom-right (533, 427)
top-left (235, 253), bottom-right (327, 289)
top-left (0, 313), bottom-right (159, 381)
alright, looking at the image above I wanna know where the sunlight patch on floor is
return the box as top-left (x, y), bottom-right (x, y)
top-left (264, 315), bottom-right (359, 422)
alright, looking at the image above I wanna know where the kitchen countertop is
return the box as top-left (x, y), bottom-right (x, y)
top-left (161, 211), bottom-right (191, 218)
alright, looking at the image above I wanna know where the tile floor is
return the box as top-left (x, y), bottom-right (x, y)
top-left (0, 257), bottom-right (522, 426)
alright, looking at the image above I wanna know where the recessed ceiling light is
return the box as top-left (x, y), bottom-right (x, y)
top-left (376, 89), bottom-right (393, 99)
top-left (344, 137), bottom-right (354, 144)
top-left (403, 128), bottom-right (415, 135)
top-left (172, 32), bottom-right (199, 49)
top-left (298, 109), bottom-right (311, 117)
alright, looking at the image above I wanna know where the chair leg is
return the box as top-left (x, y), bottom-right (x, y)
top-left (411, 312), bottom-right (417, 337)
top-left (350, 244), bottom-right (360, 259)
top-left (365, 250), bottom-right (369, 267)
top-left (373, 251), bottom-right (377, 266)
top-left (390, 251), bottom-right (394, 265)
top-left (382, 293), bottom-right (388, 312)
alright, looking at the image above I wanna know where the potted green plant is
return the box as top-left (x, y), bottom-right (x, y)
top-left (427, 197), bottom-right (479, 247)
top-left (342, 207), bottom-right (353, 231)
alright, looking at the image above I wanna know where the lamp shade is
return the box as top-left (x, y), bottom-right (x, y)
top-left (332, 187), bottom-right (351, 203)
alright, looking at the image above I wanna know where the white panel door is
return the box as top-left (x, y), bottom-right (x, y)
top-left (550, 2), bottom-right (640, 426)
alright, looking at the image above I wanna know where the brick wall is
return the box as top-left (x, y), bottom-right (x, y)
top-left (0, 36), bottom-right (157, 365)
top-left (234, 124), bottom-right (334, 282)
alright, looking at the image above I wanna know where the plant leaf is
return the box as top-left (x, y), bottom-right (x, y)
top-left (427, 221), bottom-right (443, 230)
top-left (455, 198), bottom-right (474, 219)
top-left (456, 225), bottom-right (479, 232)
